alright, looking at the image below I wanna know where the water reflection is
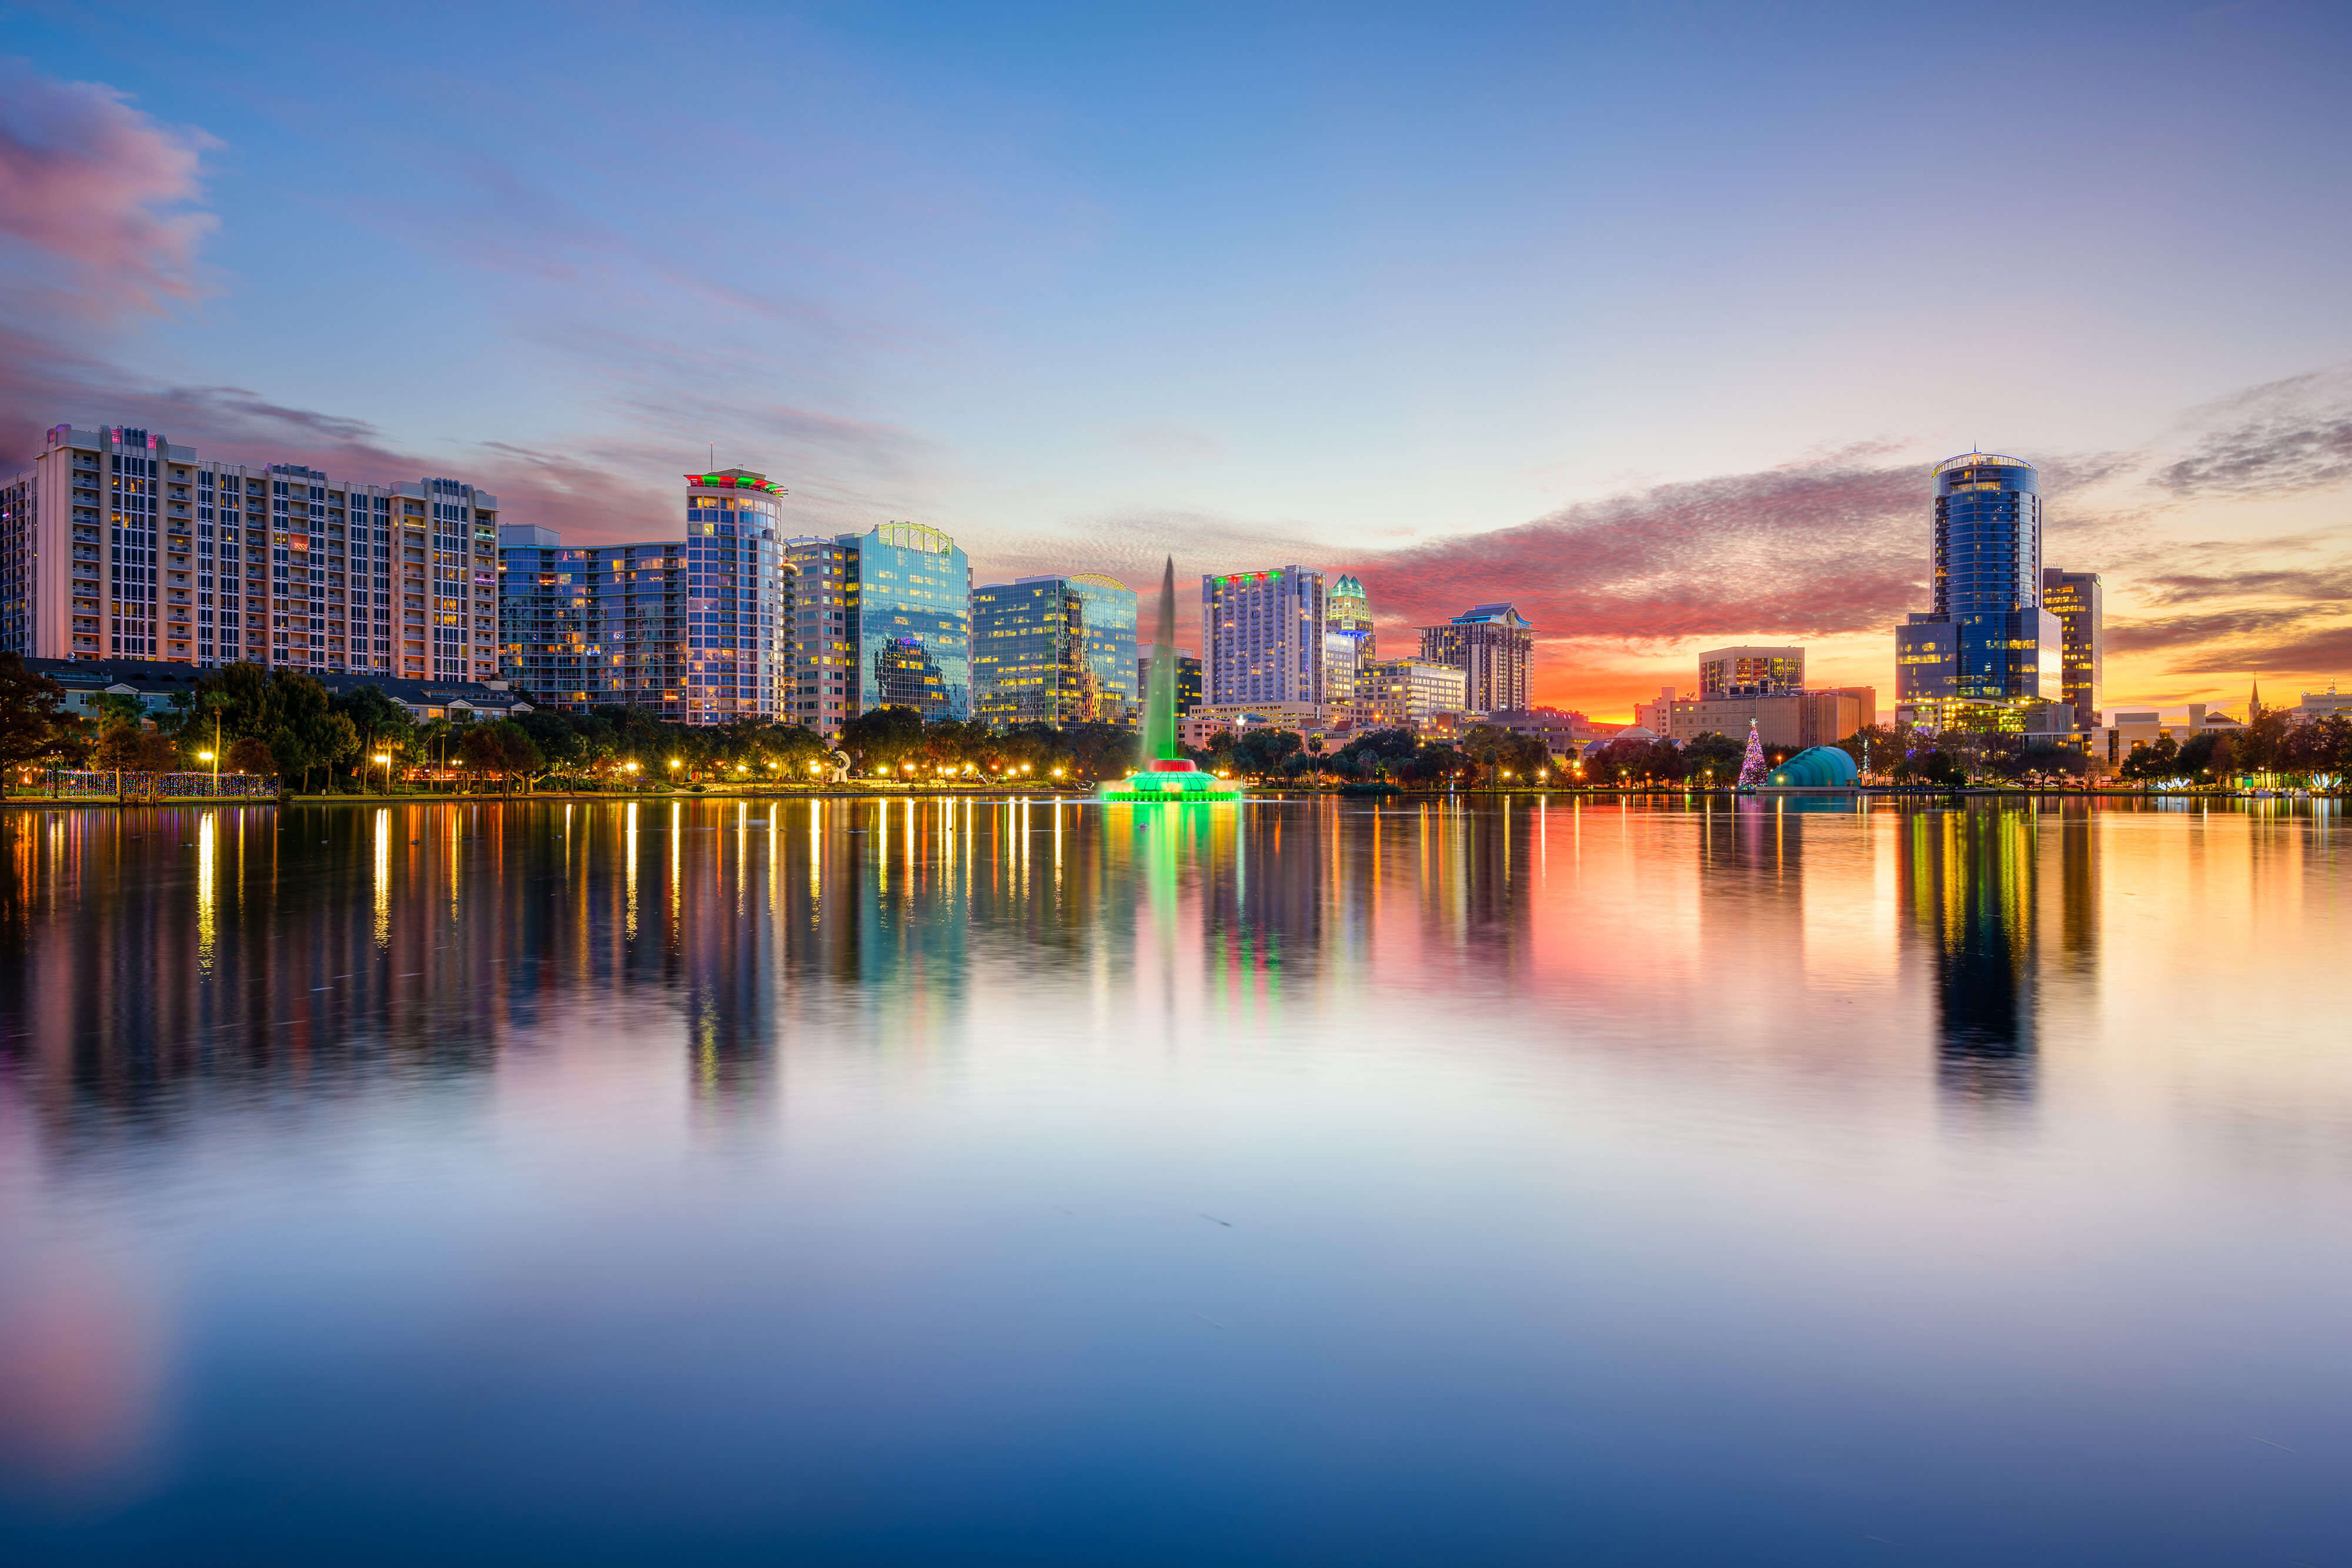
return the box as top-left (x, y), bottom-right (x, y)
top-left (2, 795), bottom-right (2350, 1564)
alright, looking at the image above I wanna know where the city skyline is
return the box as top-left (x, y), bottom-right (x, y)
top-left (2, 6), bottom-right (2349, 717)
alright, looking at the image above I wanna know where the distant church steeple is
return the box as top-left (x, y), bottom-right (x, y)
top-left (2250, 674), bottom-right (2264, 720)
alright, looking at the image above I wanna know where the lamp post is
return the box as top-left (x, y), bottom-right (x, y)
top-left (198, 750), bottom-right (216, 795)
top-left (372, 752), bottom-right (391, 796)
top-left (624, 760), bottom-right (641, 792)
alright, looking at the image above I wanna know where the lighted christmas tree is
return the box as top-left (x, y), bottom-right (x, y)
top-left (1735, 719), bottom-right (1767, 790)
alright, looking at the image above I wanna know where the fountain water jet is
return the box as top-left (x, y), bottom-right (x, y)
top-left (1097, 557), bottom-right (1242, 803)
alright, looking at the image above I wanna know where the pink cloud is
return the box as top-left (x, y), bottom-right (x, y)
top-left (0, 56), bottom-right (217, 320)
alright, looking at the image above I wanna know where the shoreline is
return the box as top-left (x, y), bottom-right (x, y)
top-left (2, 784), bottom-right (2338, 810)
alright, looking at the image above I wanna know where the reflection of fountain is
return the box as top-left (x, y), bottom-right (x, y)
top-left (1099, 557), bottom-right (1242, 803)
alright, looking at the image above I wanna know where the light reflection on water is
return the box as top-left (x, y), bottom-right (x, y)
top-left (0, 795), bottom-right (2348, 1566)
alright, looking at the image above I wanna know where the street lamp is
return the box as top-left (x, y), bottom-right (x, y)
top-left (198, 749), bottom-right (217, 795)
top-left (372, 752), bottom-right (390, 795)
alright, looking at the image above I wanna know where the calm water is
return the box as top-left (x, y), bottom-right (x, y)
top-left (1, 795), bottom-right (2347, 1566)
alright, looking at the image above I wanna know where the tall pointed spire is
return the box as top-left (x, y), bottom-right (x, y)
top-left (2250, 673), bottom-right (2263, 720)
top-left (1142, 557), bottom-right (1180, 762)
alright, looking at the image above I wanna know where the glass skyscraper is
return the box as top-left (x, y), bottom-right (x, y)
top-left (1895, 453), bottom-right (2061, 723)
top-left (847, 522), bottom-right (970, 721)
top-left (972, 573), bottom-right (1138, 728)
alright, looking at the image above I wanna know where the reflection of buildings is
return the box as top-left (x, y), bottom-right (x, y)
top-left (1896, 805), bottom-right (2042, 1103)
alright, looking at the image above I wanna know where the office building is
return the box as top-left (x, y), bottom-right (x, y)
top-left (1698, 646), bottom-right (1803, 696)
top-left (1202, 566), bottom-right (1328, 711)
top-left (1665, 687), bottom-right (1876, 750)
top-left (973, 573), bottom-right (1138, 728)
top-left (1357, 657), bottom-right (1468, 730)
top-left (497, 469), bottom-right (790, 724)
top-left (2, 422), bottom-right (497, 680)
top-left (2040, 569), bottom-right (2103, 731)
top-left (1418, 603), bottom-right (1532, 714)
top-left (1139, 653), bottom-right (1201, 716)
top-left (1324, 572), bottom-right (1375, 708)
top-left (786, 521), bottom-right (971, 735)
top-left (1893, 453), bottom-right (2061, 726)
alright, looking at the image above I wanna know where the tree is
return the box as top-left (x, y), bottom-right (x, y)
top-left (0, 653), bottom-right (70, 799)
top-left (1231, 728), bottom-right (1304, 777)
top-left (2119, 734), bottom-right (2179, 782)
top-left (331, 685), bottom-right (415, 787)
top-left (94, 715), bottom-right (145, 802)
top-left (226, 735), bottom-right (277, 777)
top-left (1682, 730), bottom-right (1745, 786)
top-left (840, 705), bottom-right (926, 773)
top-left (457, 720), bottom-right (544, 794)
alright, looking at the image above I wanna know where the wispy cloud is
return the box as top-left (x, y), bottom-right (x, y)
top-left (0, 56), bottom-right (216, 322)
top-left (2153, 368), bottom-right (2352, 497)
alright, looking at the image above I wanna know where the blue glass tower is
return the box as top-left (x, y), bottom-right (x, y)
top-left (1896, 453), bottom-right (2060, 723)
top-left (849, 521), bottom-right (970, 721)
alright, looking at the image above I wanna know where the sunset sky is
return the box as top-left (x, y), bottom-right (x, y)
top-left (4, 1), bottom-right (2348, 718)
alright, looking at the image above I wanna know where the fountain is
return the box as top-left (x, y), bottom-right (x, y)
top-left (1097, 557), bottom-right (1243, 803)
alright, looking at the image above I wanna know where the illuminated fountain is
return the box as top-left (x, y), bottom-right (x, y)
top-left (1098, 557), bottom-right (1243, 803)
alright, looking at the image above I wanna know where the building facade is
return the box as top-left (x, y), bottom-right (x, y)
top-left (973, 573), bottom-right (1138, 728)
top-left (1895, 453), bottom-right (2061, 724)
top-left (1137, 653), bottom-right (1204, 716)
top-left (497, 469), bottom-right (790, 724)
top-left (1633, 686), bottom-right (1676, 734)
top-left (1698, 646), bottom-right (1802, 696)
top-left (3, 423), bottom-right (497, 681)
top-left (784, 521), bottom-right (970, 735)
top-left (1202, 567), bottom-right (1328, 711)
top-left (1418, 603), bottom-right (1532, 714)
top-left (1324, 572), bottom-right (1375, 710)
top-left (2040, 568), bottom-right (2103, 732)
top-left (1664, 688), bottom-right (1876, 750)
top-left (1358, 657), bottom-right (1469, 730)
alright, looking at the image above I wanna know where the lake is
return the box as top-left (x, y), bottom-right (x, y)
top-left (1, 795), bottom-right (2347, 1565)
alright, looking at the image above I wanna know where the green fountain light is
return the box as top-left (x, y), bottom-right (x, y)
top-left (1099, 556), bottom-right (1242, 804)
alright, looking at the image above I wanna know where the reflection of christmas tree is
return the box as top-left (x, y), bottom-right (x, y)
top-left (1736, 720), bottom-right (1767, 789)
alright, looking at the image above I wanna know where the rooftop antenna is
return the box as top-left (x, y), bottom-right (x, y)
top-left (707, 442), bottom-right (715, 470)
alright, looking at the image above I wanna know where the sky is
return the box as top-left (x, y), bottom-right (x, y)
top-left (2, 0), bottom-right (2348, 717)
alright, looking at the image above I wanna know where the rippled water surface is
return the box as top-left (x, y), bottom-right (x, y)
top-left (2, 795), bottom-right (2348, 1566)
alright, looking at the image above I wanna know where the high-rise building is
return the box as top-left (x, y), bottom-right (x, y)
top-left (1698, 646), bottom-right (1803, 696)
top-left (972, 573), bottom-right (1138, 728)
top-left (1895, 453), bottom-right (2061, 724)
top-left (1324, 572), bottom-right (1375, 708)
top-left (786, 521), bottom-right (970, 735)
top-left (784, 534), bottom-right (857, 735)
top-left (1202, 566), bottom-right (1328, 710)
top-left (2, 423), bottom-right (496, 680)
top-left (496, 469), bottom-right (790, 724)
top-left (2040, 569), bottom-right (2103, 732)
top-left (1418, 603), bottom-right (1532, 714)
top-left (679, 470), bottom-right (791, 723)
